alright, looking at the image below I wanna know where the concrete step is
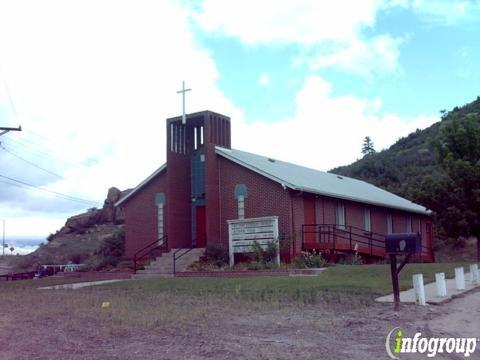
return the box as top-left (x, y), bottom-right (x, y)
top-left (135, 247), bottom-right (204, 275)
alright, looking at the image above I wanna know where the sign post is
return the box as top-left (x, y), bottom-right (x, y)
top-left (227, 216), bottom-right (279, 267)
top-left (385, 233), bottom-right (421, 311)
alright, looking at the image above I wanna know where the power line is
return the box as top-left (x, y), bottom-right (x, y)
top-left (0, 173), bottom-right (99, 206)
top-left (0, 143), bottom-right (63, 179)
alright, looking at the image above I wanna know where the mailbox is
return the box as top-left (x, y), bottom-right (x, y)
top-left (385, 233), bottom-right (421, 254)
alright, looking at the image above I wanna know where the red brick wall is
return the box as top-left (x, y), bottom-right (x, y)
top-left (166, 150), bottom-right (192, 249)
top-left (123, 170), bottom-right (167, 258)
top-left (217, 156), bottom-right (293, 259)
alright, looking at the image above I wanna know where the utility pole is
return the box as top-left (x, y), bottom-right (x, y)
top-left (2, 220), bottom-right (5, 257)
top-left (0, 126), bottom-right (22, 137)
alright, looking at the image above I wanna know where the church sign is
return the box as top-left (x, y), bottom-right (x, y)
top-left (227, 216), bottom-right (280, 267)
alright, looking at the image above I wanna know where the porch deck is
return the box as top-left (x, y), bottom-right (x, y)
top-left (302, 224), bottom-right (434, 262)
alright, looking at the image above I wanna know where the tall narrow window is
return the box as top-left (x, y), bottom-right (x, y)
top-left (336, 202), bottom-right (345, 230)
top-left (406, 216), bottom-right (412, 233)
top-left (238, 195), bottom-right (245, 219)
top-left (155, 193), bottom-right (166, 243)
top-left (387, 213), bottom-right (393, 234)
top-left (234, 184), bottom-right (248, 220)
top-left (364, 207), bottom-right (371, 232)
top-left (157, 204), bottom-right (164, 241)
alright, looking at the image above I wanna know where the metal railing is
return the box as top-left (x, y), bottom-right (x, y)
top-left (0, 271), bottom-right (35, 281)
top-left (173, 246), bottom-right (195, 274)
top-left (301, 224), bottom-right (430, 258)
top-left (133, 235), bottom-right (168, 274)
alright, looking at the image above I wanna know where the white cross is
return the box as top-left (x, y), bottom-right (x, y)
top-left (177, 81), bottom-right (191, 125)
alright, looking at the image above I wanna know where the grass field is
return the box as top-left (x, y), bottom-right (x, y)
top-left (1, 262), bottom-right (477, 359)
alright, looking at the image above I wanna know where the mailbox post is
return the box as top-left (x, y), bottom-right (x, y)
top-left (385, 233), bottom-right (422, 311)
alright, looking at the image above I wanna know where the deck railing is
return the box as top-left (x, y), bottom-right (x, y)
top-left (301, 224), bottom-right (431, 259)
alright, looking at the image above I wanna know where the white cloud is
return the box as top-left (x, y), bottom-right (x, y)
top-left (194, 0), bottom-right (405, 77)
top-left (195, 0), bottom-right (381, 45)
top-left (258, 73), bottom-right (271, 86)
top-left (0, 0), bottom-right (242, 238)
top-left (411, 0), bottom-right (480, 25)
top-left (233, 76), bottom-right (438, 171)
top-left (307, 35), bottom-right (403, 76)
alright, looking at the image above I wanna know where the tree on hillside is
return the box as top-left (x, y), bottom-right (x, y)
top-left (361, 136), bottom-right (376, 155)
top-left (415, 114), bottom-right (480, 260)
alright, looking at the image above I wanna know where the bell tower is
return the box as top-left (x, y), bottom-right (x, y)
top-left (166, 111), bottom-right (231, 249)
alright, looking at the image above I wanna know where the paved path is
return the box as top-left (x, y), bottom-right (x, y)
top-left (376, 271), bottom-right (479, 304)
top-left (37, 279), bottom-right (130, 290)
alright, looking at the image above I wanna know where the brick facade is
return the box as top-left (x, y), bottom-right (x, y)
top-left (123, 169), bottom-right (167, 258)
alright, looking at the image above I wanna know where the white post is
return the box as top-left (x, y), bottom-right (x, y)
top-left (273, 217), bottom-right (280, 265)
top-left (455, 267), bottom-right (465, 290)
top-left (469, 264), bottom-right (478, 284)
top-left (435, 272), bottom-right (447, 297)
top-left (228, 223), bottom-right (234, 267)
top-left (413, 273), bottom-right (426, 306)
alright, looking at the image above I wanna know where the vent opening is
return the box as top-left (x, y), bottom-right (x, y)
top-left (268, 158), bottom-right (276, 163)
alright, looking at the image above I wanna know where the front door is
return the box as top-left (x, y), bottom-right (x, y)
top-left (196, 206), bottom-right (206, 248)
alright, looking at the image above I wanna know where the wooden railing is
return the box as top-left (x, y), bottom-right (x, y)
top-left (133, 235), bottom-right (168, 274)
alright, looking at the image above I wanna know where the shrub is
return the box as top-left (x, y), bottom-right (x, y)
top-left (249, 240), bottom-right (278, 265)
top-left (204, 244), bottom-right (229, 266)
top-left (293, 251), bottom-right (327, 268)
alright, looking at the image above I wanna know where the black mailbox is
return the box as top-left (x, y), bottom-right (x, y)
top-left (385, 233), bottom-right (421, 254)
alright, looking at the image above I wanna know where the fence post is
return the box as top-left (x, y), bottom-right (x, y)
top-left (413, 273), bottom-right (426, 306)
top-left (435, 272), bottom-right (447, 297)
top-left (455, 267), bottom-right (465, 290)
top-left (469, 264), bottom-right (478, 284)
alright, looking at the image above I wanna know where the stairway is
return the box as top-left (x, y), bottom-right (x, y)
top-left (133, 248), bottom-right (204, 279)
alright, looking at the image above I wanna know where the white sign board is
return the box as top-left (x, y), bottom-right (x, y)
top-left (227, 216), bottom-right (280, 267)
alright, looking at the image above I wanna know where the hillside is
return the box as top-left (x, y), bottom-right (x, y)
top-left (11, 187), bottom-right (131, 272)
top-left (331, 96), bottom-right (480, 202)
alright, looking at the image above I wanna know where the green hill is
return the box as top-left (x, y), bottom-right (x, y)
top-left (331, 96), bottom-right (480, 203)
top-left (331, 96), bottom-right (480, 259)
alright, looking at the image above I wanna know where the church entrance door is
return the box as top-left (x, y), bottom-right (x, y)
top-left (196, 206), bottom-right (206, 248)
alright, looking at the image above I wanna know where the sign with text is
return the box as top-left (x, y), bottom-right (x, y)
top-left (227, 216), bottom-right (279, 267)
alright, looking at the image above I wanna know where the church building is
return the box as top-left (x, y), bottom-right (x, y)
top-left (115, 110), bottom-right (434, 263)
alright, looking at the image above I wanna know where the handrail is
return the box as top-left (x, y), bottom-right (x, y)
top-left (133, 235), bottom-right (168, 274)
top-left (301, 224), bottom-right (430, 258)
top-left (173, 246), bottom-right (195, 274)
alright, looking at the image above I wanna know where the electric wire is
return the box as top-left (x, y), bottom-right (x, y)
top-left (0, 143), bottom-right (63, 179)
top-left (0, 173), bottom-right (99, 206)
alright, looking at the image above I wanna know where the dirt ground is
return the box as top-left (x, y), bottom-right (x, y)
top-left (0, 285), bottom-right (478, 360)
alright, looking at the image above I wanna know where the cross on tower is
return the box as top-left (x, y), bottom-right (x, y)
top-left (177, 81), bottom-right (191, 125)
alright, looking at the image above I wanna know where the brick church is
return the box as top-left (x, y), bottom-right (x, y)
top-left (115, 110), bottom-right (434, 263)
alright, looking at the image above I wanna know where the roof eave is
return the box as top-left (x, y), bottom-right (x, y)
top-left (114, 164), bottom-right (166, 207)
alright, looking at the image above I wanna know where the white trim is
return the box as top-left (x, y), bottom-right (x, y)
top-left (114, 164), bottom-right (166, 207)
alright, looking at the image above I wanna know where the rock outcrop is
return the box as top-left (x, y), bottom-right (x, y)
top-left (53, 187), bottom-right (130, 238)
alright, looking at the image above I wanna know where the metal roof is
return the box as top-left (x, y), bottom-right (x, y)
top-left (216, 146), bottom-right (430, 215)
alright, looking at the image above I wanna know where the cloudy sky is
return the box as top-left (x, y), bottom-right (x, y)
top-left (0, 0), bottom-right (479, 253)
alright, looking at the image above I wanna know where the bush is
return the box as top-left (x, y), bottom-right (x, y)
top-left (95, 230), bottom-right (125, 258)
top-left (293, 251), bottom-right (327, 268)
top-left (249, 240), bottom-right (278, 265)
top-left (204, 244), bottom-right (229, 266)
